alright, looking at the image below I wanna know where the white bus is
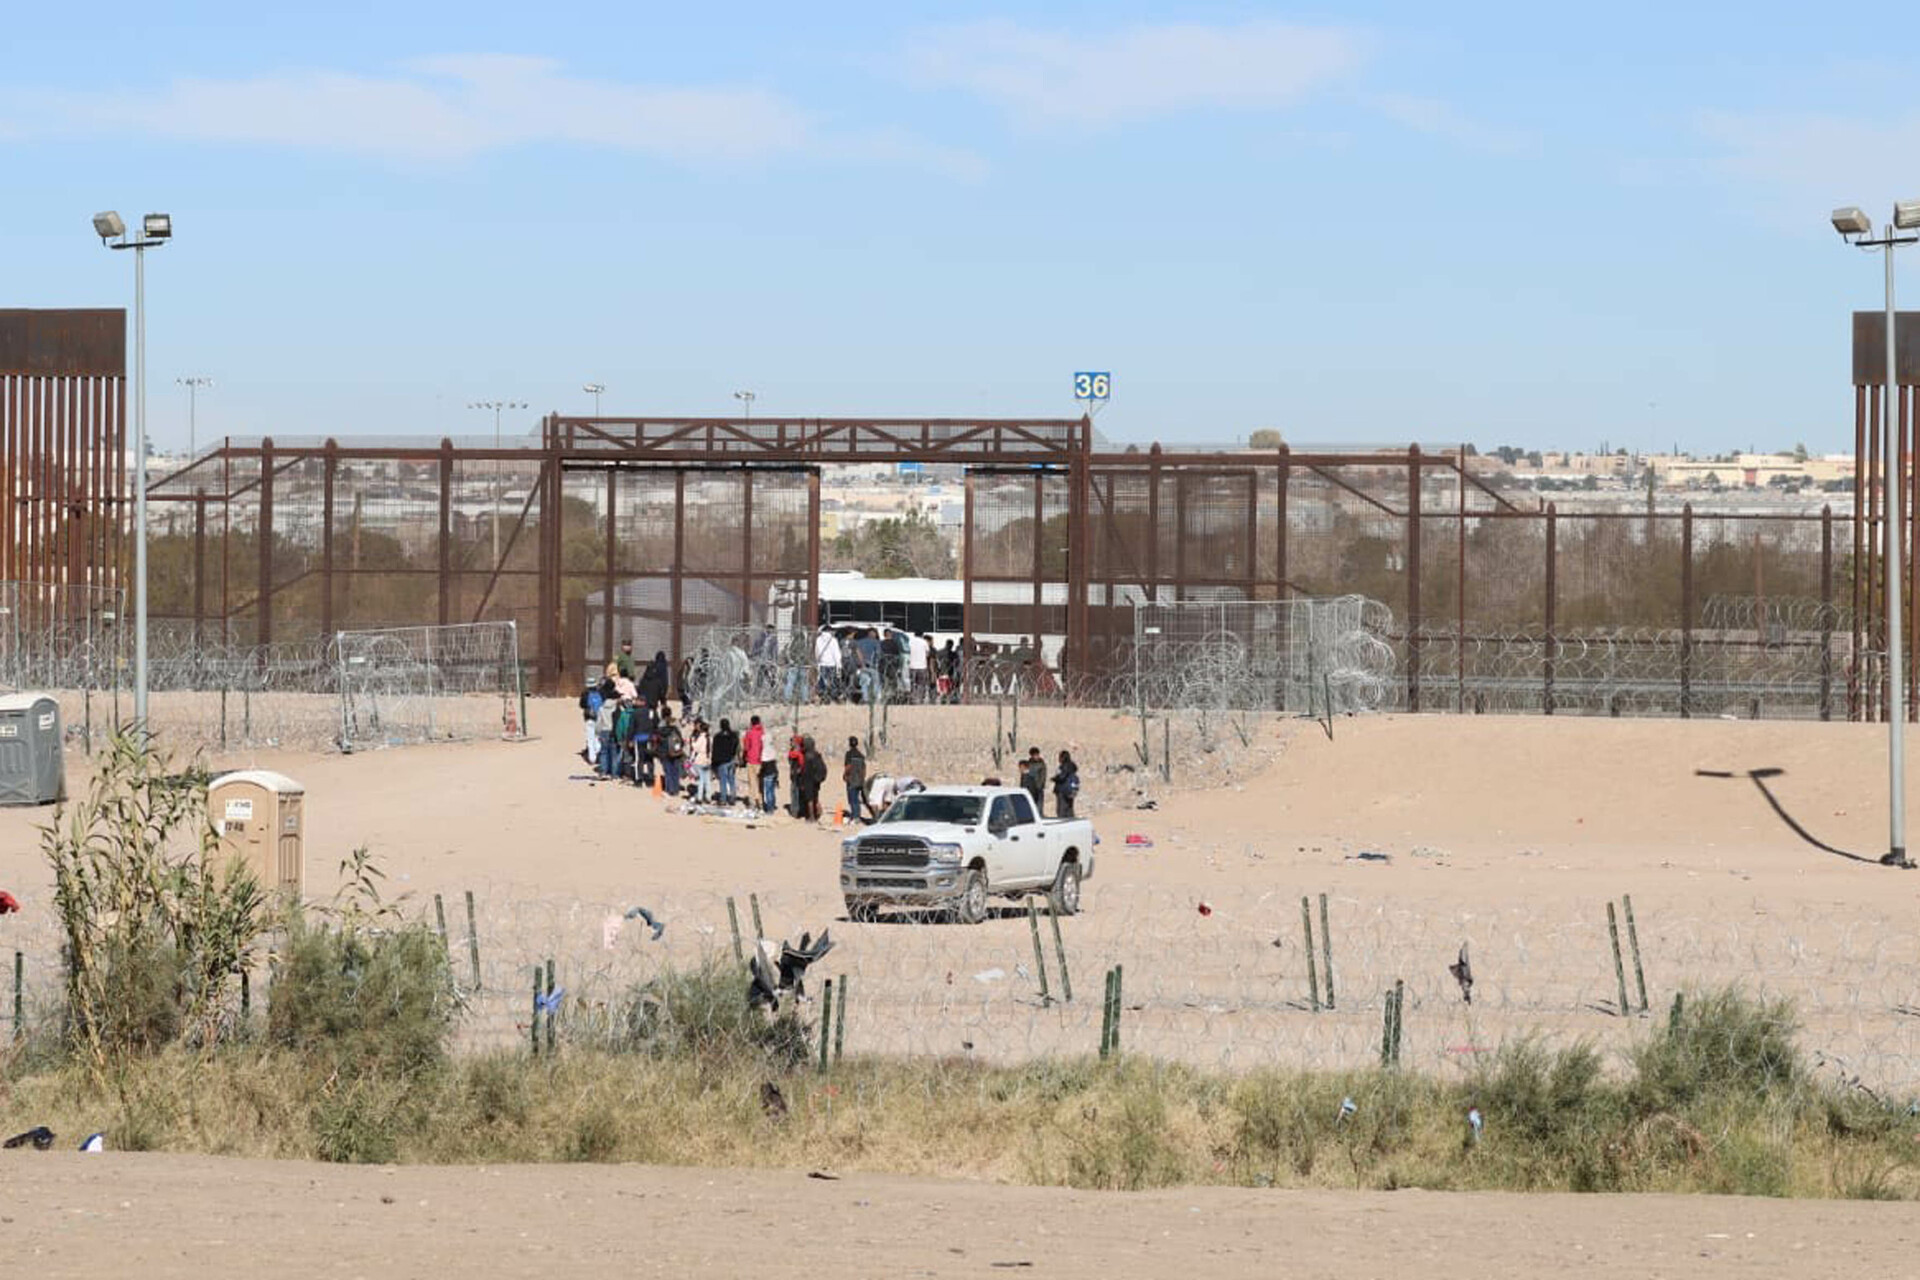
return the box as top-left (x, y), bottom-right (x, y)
top-left (768, 572), bottom-right (1066, 675)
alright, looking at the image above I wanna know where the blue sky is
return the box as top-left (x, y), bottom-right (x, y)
top-left (4, 2), bottom-right (1915, 455)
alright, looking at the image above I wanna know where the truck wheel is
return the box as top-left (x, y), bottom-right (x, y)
top-left (845, 898), bottom-right (879, 923)
top-left (1049, 861), bottom-right (1083, 916)
top-left (955, 870), bottom-right (989, 925)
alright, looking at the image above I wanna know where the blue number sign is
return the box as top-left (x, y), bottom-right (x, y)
top-left (1072, 371), bottom-right (1112, 402)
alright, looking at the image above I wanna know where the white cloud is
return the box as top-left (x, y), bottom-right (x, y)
top-left (0, 54), bottom-right (978, 173)
top-left (1368, 93), bottom-right (1530, 154)
top-left (902, 19), bottom-right (1367, 127)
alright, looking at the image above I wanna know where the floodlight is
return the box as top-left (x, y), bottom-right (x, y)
top-left (92, 211), bottom-right (125, 240)
top-left (1832, 206), bottom-right (1873, 238)
top-left (1896, 200), bottom-right (1920, 231)
top-left (142, 213), bottom-right (172, 240)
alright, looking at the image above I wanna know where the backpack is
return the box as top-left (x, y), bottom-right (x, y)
top-left (586, 689), bottom-right (604, 716)
top-left (661, 725), bottom-right (685, 759)
top-left (1062, 771), bottom-right (1080, 798)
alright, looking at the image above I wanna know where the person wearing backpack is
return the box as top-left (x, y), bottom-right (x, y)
top-left (612, 697), bottom-right (639, 782)
top-left (657, 710), bottom-right (686, 797)
top-left (1052, 749), bottom-right (1081, 819)
top-left (629, 696), bottom-right (657, 786)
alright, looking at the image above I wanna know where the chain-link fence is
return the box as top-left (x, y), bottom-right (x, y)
top-left (0, 584), bottom-right (528, 752)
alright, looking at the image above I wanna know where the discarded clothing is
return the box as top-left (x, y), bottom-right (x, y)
top-left (624, 904), bottom-right (667, 940)
top-left (3, 1126), bottom-right (53, 1150)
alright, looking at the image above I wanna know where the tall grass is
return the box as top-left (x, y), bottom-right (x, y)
top-left (2, 969), bottom-right (1916, 1198)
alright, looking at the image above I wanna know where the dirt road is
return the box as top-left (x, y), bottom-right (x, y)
top-left (6, 1153), bottom-right (1916, 1279)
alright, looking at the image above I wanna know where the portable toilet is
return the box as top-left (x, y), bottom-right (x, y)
top-left (208, 769), bottom-right (305, 898)
top-left (0, 693), bottom-right (64, 806)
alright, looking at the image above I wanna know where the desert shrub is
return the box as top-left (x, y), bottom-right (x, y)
top-left (1473, 1036), bottom-right (1608, 1142)
top-left (42, 734), bottom-right (269, 1074)
top-left (1230, 1071), bottom-right (1332, 1178)
top-left (310, 1074), bottom-right (424, 1164)
top-left (268, 911), bottom-right (456, 1078)
top-left (613, 960), bottom-right (812, 1072)
top-left (1632, 987), bottom-right (1803, 1111)
top-left (1059, 1072), bottom-right (1190, 1190)
top-left (464, 1053), bottom-right (533, 1128)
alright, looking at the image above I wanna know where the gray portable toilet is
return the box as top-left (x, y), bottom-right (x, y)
top-left (0, 693), bottom-right (65, 806)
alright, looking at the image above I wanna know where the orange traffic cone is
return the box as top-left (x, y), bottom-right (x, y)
top-left (651, 772), bottom-right (664, 798)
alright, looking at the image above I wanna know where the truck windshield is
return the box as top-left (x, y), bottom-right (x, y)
top-left (879, 794), bottom-right (983, 826)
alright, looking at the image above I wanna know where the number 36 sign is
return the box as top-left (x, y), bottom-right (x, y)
top-left (1072, 371), bottom-right (1111, 402)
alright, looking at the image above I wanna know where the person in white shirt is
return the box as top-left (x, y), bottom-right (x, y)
top-left (908, 632), bottom-right (931, 703)
top-left (814, 626), bottom-right (843, 702)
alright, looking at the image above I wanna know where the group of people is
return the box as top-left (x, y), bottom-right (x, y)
top-left (800, 625), bottom-right (963, 705)
top-left (580, 635), bottom-right (1083, 822)
top-left (1017, 746), bottom-right (1081, 819)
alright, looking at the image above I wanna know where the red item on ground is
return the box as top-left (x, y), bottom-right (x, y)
top-left (0, 891), bottom-right (19, 914)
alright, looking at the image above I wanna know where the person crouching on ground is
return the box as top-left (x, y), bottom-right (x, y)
top-left (1052, 749), bottom-right (1080, 818)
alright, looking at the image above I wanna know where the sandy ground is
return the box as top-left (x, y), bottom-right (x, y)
top-left (7, 1152), bottom-right (1920, 1280)
top-left (8, 700), bottom-right (1917, 1078)
top-left (4, 702), bottom-right (1920, 1274)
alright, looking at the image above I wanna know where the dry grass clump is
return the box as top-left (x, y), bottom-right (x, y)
top-left (2, 975), bottom-right (1917, 1200)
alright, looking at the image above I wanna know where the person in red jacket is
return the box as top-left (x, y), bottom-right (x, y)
top-left (786, 733), bottom-right (806, 818)
top-left (743, 715), bottom-right (769, 812)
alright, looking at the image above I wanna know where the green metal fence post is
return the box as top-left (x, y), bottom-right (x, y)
top-left (1301, 896), bottom-right (1321, 1011)
top-left (1318, 892), bottom-right (1335, 1010)
top-left (1606, 901), bottom-right (1630, 1016)
top-left (1623, 894), bottom-right (1649, 1013)
top-left (1048, 909), bottom-right (1072, 1003)
top-left (465, 890), bottom-right (481, 990)
top-left (1026, 899), bottom-right (1052, 1005)
top-left (545, 958), bottom-right (557, 1056)
top-left (834, 973), bottom-right (848, 1063)
top-left (818, 978), bottom-right (834, 1072)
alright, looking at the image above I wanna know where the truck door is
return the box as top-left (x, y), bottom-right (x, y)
top-left (1002, 791), bottom-right (1050, 887)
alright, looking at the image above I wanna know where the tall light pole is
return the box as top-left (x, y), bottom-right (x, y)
top-left (94, 210), bottom-right (171, 740)
top-left (583, 382), bottom-right (605, 416)
top-left (468, 400), bottom-right (526, 565)
top-left (734, 390), bottom-right (756, 423)
top-left (176, 375), bottom-right (212, 457)
top-left (1833, 201), bottom-right (1920, 868)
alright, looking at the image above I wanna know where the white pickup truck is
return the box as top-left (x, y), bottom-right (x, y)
top-left (839, 785), bottom-right (1096, 924)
